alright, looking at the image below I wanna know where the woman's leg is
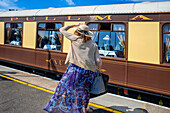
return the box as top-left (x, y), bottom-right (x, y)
top-left (83, 107), bottom-right (87, 113)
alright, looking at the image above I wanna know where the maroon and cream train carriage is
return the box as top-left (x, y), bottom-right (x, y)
top-left (0, 1), bottom-right (170, 105)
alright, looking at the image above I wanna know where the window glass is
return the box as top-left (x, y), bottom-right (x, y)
top-left (55, 24), bottom-right (62, 29)
top-left (88, 23), bottom-right (126, 58)
top-left (5, 23), bottom-right (23, 46)
top-left (111, 32), bottom-right (125, 58)
top-left (6, 23), bottom-right (10, 28)
top-left (91, 31), bottom-right (99, 44)
top-left (17, 24), bottom-right (22, 29)
top-left (163, 33), bottom-right (170, 63)
top-left (37, 23), bottom-right (62, 51)
top-left (98, 32), bottom-right (110, 50)
top-left (164, 24), bottom-right (170, 32)
top-left (88, 24), bottom-right (98, 30)
top-left (113, 24), bottom-right (125, 31)
top-left (38, 23), bottom-right (46, 29)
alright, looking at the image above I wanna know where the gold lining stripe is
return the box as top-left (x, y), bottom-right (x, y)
top-left (0, 74), bottom-right (123, 113)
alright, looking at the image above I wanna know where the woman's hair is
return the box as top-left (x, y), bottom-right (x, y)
top-left (74, 31), bottom-right (91, 43)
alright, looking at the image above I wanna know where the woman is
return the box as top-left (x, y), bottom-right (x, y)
top-left (43, 23), bottom-right (102, 113)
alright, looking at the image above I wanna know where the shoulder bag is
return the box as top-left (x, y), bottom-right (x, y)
top-left (90, 70), bottom-right (106, 95)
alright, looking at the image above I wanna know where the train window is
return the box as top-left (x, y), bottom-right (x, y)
top-left (88, 23), bottom-right (126, 58)
top-left (163, 24), bottom-right (170, 63)
top-left (113, 24), bottom-right (125, 31)
top-left (38, 23), bottom-right (46, 29)
top-left (55, 24), bottom-right (62, 29)
top-left (37, 23), bottom-right (62, 51)
top-left (88, 24), bottom-right (98, 30)
top-left (5, 23), bottom-right (23, 46)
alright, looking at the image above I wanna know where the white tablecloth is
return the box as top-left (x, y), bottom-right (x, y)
top-left (99, 50), bottom-right (117, 57)
top-left (10, 41), bottom-right (20, 46)
top-left (43, 45), bottom-right (61, 50)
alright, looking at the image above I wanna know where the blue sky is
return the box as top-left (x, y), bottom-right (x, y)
top-left (0, 0), bottom-right (169, 11)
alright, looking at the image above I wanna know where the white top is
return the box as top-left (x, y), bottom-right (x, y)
top-left (59, 25), bottom-right (102, 72)
top-left (0, 1), bottom-right (170, 17)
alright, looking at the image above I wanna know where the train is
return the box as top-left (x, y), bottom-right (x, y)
top-left (0, 1), bottom-right (170, 106)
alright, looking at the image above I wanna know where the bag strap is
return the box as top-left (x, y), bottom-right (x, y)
top-left (96, 70), bottom-right (102, 77)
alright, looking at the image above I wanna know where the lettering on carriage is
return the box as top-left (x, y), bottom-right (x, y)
top-left (67, 16), bottom-right (81, 20)
top-left (46, 16), bottom-right (56, 21)
top-left (26, 17), bottom-right (35, 21)
top-left (11, 17), bottom-right (18, 21)
top-left (130, 15), bottom-right (153, 21)
top-left (94, 15), bottom-right (112, 21)
top-left (46, 59), bottom-right (65, 66)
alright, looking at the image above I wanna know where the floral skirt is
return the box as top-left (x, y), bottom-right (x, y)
top-left (43, 63), bottom-right (96, 113)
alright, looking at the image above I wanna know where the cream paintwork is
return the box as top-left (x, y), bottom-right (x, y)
top-left (23, 22), bottom-right (37, 49)
top-left (128, 22), bottom-right (160, 64)
top-left (0, 22), bottom-right (4, 44)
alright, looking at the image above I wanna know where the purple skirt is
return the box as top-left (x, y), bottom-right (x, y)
top-left (43, 63), bottom-right (96, 113)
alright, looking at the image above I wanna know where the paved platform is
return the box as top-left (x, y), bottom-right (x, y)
top-left (0, 65), bottom-right (169, 113)
top-left (0, 76), bottom-right (52, 113)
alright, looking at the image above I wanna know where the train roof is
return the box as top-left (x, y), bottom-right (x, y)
top-left (0, 1), bottom-right (170, 17)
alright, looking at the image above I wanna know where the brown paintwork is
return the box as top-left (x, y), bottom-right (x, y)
top-left (0, 45), bottom-right (170, 96)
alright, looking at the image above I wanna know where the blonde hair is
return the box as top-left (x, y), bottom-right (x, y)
top-left (74, 31), bottom-right (91, 43)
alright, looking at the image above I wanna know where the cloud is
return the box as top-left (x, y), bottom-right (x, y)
top-left (65, 0), bottom-right (75, 5)
top-left (0, 0), bottom-right (24, 11)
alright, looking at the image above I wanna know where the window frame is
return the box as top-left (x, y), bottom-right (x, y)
top-left (4, 22), bottom-right (23, 47)
top-left (36, 22), bottom-right (63, 52)
top-left (87, 22), bottom-right (127, 60)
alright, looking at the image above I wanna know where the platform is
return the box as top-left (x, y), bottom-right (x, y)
top-left (0, 65), bottom-right (169, 113)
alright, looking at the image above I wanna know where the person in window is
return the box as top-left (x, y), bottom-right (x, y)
top-left (37, 35), bottom-right (43, 48)
top-left (43, 23), bottom-right (102, 113)
top-left (116, 33), bottom-right (125, 57)
top-left (164, 38), bottom-right (170, 63)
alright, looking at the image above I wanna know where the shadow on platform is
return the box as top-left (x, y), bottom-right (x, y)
top-left (88, 105), bottom-right (148, 113)
top-left (0, 71), bottom-right (18, 74)
top-left (0, 71), bottom-right (40, 77)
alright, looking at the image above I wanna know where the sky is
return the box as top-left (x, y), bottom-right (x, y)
top-left (0, 0), bottom-right (170, 11)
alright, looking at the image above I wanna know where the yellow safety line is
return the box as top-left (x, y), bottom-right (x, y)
top-left (0, 74), bottom-right (54, 94)
top-left (0, 74), bottom-right (123, 113)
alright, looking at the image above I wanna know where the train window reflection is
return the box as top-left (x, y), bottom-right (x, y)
top-left (55, 24), bottom-right (62, 29)
top-left (113, 24), bottom-right (125, 31)
top-left (37, 23), bottom-right (62, 51)
top-left (88, 23), bottom-right (126, 58)
top-left (163, 24), bottom-right (170, 63)
top-left (5, 23), bottom-right (23, 46)
top-left (38, 23), bottom-right (46, 29)
top-left (88, 24), bottom-right (98, 30)
top-left (164, 24), bottom-right (170, 33)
